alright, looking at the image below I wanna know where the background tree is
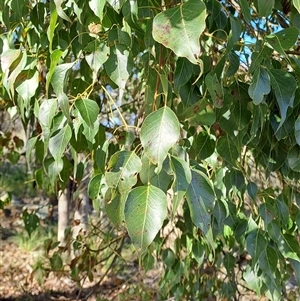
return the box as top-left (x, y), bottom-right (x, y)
top-left (0, 0), bottom-right (300, 299)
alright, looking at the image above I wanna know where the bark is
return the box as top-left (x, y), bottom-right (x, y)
top-left (57, 184), bottom-right (70, 247)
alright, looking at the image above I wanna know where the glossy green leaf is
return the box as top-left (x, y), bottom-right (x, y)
top-left (246, 229), bottom-right (268, 264)
top-left (46, 49), bottom-right (63, 94)
top-left (186, 169), bottom-right (215, 245)
top-left (49, 125), bottom-right (72, 160)
top-left (267, 69), bottom-right (297, 129)
top-left (104, 44), bottom-right (133, 89)
top-left (105, 151), bottom-right (142, 194)
top-left (248, 67), bottom-right (270, 105)
top-left (75, 99), bottom-right (99, 127)
top-left (15, 70), bottom-right (39, 104)
top-left (294, 0), bottom-right (300, 14)
top-left (243, 266), bottom-right (263, 295)
top-left (89, 0), bottom-right (105, 20)
top-left (295, 116), bottom-right (300, 146)
top-left (124, 185), bottom-right (167, 253)
top-left (53, 0), bottom-right (71, 21)
top-left (140, 107), bottom-right (180, 170)
top-left (47, 1), bottom-right (58, 52)
top-left (152, 0), bottom-right (206, 65)
top-left (50, 62), bottom-right (74, 97)
top-left (38, 99), bottom-right (57, 128)
top-left (170, 156), bottom-right (192, 216)
top-left (85, 41), bottom-right (110, 80)
top-left (277, 233), bottom-right (300, 262)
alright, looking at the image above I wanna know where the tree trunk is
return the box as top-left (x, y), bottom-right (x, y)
top-left (57, 184), bottom-right (70, 248)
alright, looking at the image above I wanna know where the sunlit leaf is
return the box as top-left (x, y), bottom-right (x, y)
top-left (49, 125), bottom-right (72, 160)
top-left (246, 229), bottom-right (268, 264)
top-left (141, 107), bottom-right (180, 171)
top-left (104, 44), bottom-right (133, 89)
top-left (153, 0), bottom-right (206, 65)
top-left (124, 185), bottom-right (167, 253)
top-left (105, 151), bottom-right (142, 193)
top-left (75, 98), bottom-right (99, 127)
top-left (38, 99), bottom-right (57, 128)
top-left (89, 0), bottom-right (105, 20)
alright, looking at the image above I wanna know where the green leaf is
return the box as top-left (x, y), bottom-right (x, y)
top-left (140, 107), bottom-right (180, 170)
top-left (248, 67), bottom-right (270, 105)
top-left (170, 156), bottom-right (192, 217)
top-left (75, 99), bottom-right (99, 127)
top-left (106, 191), bottom-right (127, 228)
top-left (106, 0), bottom-right (126, 13)
top-left (53, 0), bottom-right (71, 22)
top-left (194, 131), bottom-right (216, 160)
top-left (49, 125), bottom-right (72, 160)
top-left (205, 72), bottom-right (224, 108)
top-left (243, 267), bottom-right (263, 295)
top-left (290, 259), bottom-right (300, 285)
top-left (47, 1), bottom-right (58, 52)
top-left (50, 62), bottom-right (74, 97)
top-left (256, 0), bottom-right (274, 17)
top-left (186, 169), bottom-right (215, 247)
top-left (246, 229), bottom-right (268, 264)
top-left (104, 44), bottom-right (133, 89)
top-left (277, 233), bottom-right (300, 262)
top-left (287, 146), bottom-right (300, 172)
top-left (139, 155), bottom-right (172, 192)
top-left (239, 0), bottom-right (252, 22)
top-left (46, 49), bottom-right (63, 94)
top-left (294, 0), bottom-right (300, 14)
top-left (85, 41), bottom-right (110, 81)
top-left (88, 173), bottom-right (102, 200)
top-left (22, 210), bottom-right (40, 238)
top-left (295, 116), bottom-right (300, 146)
top-left (38, 99), bottom-right (57, 128)
top-left (216, 135), bottom-right (239, 166)
top-left (50, 252), bottom-right (63, 271)
top-left (89, 0), bottom-right (105, 20)
top-left (268, 28), bottom-right (299, 50)
top-left (124, 185), bottom-right (167, 253)
top-left (174, 58), bottom-right (193, 92)
top-left (15, 70), bottom-right (39, 104)
top-left (152, 0), bottom-right (206, 65)
top-left (105, 150), bottom-right (142, 193)
top-left (259, 247), bottom-right (278, 278)
top-left (26, 136), bottom-right (38, 164)
top-left (267, 69), bottom-right (297, 129)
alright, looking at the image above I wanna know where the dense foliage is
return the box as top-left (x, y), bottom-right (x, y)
top-left (1, 0), bottom-right (300, 299)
